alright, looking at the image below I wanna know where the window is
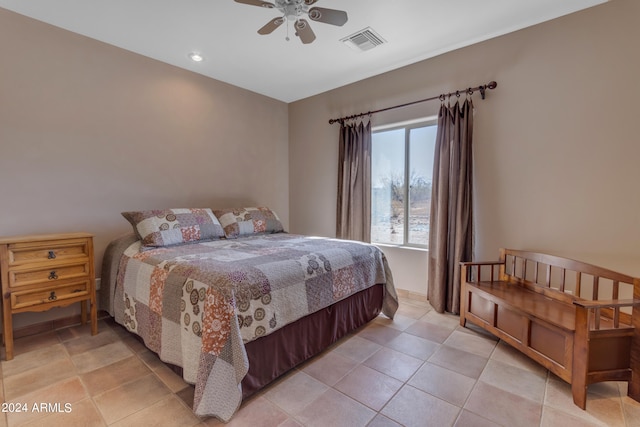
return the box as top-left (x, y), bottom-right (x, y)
top-left (371, 119), bottom-right (437, 247)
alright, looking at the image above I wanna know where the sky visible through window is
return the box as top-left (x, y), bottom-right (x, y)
top-left (371, 127), bottom-right (437, 189)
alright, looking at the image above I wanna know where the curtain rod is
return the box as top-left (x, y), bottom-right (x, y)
top-left (328, 81), bottom-right (497, 125)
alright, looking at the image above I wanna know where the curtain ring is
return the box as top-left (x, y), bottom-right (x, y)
top-left (456, 90), bottom-right (460, 98)
top-left (439, 94), bottom-right (445, 103)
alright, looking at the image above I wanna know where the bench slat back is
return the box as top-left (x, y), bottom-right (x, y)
top-left (500, 249), bottom-right (637, 309)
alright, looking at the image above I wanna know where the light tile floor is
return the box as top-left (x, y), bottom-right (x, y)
top-left (1, 295), bottom-right (639, 426)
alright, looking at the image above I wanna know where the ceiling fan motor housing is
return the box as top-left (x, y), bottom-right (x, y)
top-left (275, 0), bottom-right (308, 20)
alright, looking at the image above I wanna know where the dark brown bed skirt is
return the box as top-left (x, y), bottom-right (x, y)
top-left (241, 283), bottom-right (384, 398)
top-left (159, 284), bottom-right (384, 400)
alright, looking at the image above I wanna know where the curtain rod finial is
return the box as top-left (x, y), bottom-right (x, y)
top-left (479, 81), bottom-right (497, 99)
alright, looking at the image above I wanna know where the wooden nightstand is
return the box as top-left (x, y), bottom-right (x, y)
top-left (0, 232), bottom-right (98, 360)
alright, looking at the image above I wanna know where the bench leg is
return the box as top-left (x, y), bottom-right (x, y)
top-left (459, 276), bottom-right (469, 328)
top-left (572, 305), bottom-right (589, 410)
top-left (572, 381), bottom-right (587, 409)
top-left (629, 381), bottom-right (640, 403)
top-left (630, 303), bottom-right (640, 403)
top-left (629, 344), bottom-right (640, 402)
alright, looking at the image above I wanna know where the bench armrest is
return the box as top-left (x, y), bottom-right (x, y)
top-left (460, 261), bottom-right (504, 283)
top-left (573, 299), bottom-right (640, 309)
top-left (573, 298), bottom-right (640, 330)
top-left (460, 261), bottom-right (504, 267)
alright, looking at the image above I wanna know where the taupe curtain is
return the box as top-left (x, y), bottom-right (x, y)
top-left (428, 99), bottom-right (474, 313)
top-left (336, 121), bottom-right (372, 242)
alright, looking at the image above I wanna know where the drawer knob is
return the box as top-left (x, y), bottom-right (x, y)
top-left (48, 250), bottom-right (56, 259)
top-left (48, 271), bottom-right (58, 280)
top-left (48, 291), bottom-right (57, 301)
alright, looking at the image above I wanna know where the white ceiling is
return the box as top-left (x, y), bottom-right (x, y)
top-left (0, 0), bottom-right (606, 102)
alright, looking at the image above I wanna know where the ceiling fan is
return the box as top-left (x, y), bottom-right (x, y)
top-left (234, 0), bottom-right (348, 44)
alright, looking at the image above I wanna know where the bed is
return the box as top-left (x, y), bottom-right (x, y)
top-left (100, 207), bottom-right (398, 422)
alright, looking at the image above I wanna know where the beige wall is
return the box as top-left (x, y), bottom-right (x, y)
top-left (289, 0), bottom-right (640, 296)
top-left (0, 9), bottom-right (289, 327)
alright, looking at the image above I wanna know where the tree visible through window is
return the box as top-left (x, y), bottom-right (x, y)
top-left (371, 120), bottom-right (437, 247)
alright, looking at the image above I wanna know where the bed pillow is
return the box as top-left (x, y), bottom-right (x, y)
top-left (212, 207), bottom-right (284, 239)
top-left (122, 208), bottom-right (225, 248)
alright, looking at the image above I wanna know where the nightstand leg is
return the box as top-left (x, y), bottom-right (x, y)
top-left (3, 298), bottom-right (14, 360)
top-left (90, 296), bottom-right (98, 335)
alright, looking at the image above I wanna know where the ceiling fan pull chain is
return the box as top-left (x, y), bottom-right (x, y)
top-left (286, 16), bottom-right (290, 41)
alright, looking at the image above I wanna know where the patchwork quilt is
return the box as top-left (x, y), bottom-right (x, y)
top-left (112, 233), bottom-right (398, 421)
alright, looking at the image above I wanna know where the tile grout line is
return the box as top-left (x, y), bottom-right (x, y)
top-left (61, 333), bottom-right (111, 427)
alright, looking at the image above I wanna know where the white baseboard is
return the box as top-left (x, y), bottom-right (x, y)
top-left (396, 288), bottom-right (428, 303)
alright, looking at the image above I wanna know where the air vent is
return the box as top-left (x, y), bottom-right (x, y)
top-left (341, 27), bottom-right (386, 51)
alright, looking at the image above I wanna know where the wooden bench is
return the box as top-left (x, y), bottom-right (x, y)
top-left (460, 249), bottom-right (640, 409)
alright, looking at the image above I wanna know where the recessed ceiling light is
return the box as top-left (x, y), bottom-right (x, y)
top-left (188, 52), bottom-right (204, 62)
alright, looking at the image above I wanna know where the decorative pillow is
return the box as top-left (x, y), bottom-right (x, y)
top-left (212, 207), bottom-right (284, 239)
top-left (122, 208), bottom-right (225, 248)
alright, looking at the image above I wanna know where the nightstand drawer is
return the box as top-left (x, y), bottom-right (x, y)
top-left (7, 238), bottom-right (90, 266)
top-left (10, 280), bottom-right (90, 310)
top-left (8, 260), bottom-right (90, 288)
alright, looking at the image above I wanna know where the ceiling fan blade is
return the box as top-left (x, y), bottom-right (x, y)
top-left (234, 0), bottom-right (275, 8)
top-left (258, 17), bottom-right (285, 35)
top-left (308, 7), bottom-right (348, 26)
top-left (295, 19), bottom-right (316, 44)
